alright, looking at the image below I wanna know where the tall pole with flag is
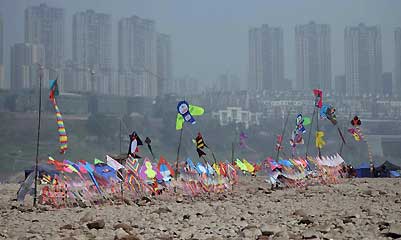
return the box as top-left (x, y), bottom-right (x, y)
top-left (275, 110), bottom-right (290, 161)
top-left (33, 65), bottom-right (43, 207)
top-left (174, 101), bottom-right (204, 179)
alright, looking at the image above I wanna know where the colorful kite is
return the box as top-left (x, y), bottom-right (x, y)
top-left (348, 128), bottom-right (361, 142)
top-left (290, 114), bottom-right (311, 155)
top-left (128, 131), bottom-right (143, 158)
top-left (351, 116), bottom-right (361, 127)
top-left (125, 156), bottom-right (139, 172)
top-left (49, 79), bottom-right (68, 154)
top-left (195, 132), bottom-right (207, 157)
top-left (320, 104), bottom-right (337, 125)
top-left (157, 156), bottom-right (175, 182)
top-left (275, 135), bottom-right (283, 151)
top-left (348, 116), bottom-right (363, 141)
top-left (139, 158), bottom-right (157, 182)
top-left (313, 89), bottom-right (323, 108)
top-left (315, 131), bottom-right (326, 149)
top-left (239, 132), bottom-right (257, 152)
top-left (176, 101), bottom-right (204, 130)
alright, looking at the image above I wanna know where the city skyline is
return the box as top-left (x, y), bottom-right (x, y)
top-left (248, 24), bottom-right (284, 91)
top-left (295, 21), bottom-right (331, 91)
top-left (0, 15), bottom-right (3, 89)
top-left (72, 9), bottom-right (112, 94)
top-left (395, 28), bottom-right (401, 94)
top-left (345, 23), bottom-right (382, 95)
top-left (1, 1), bottom-right (401, 95)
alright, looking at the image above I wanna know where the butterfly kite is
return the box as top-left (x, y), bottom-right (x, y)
top-left (348, 116), bottom-right (363, 141)
top-left (176, 101), bottom-right (204, 130)
top-left (49, 79), bottom-right (68, 154)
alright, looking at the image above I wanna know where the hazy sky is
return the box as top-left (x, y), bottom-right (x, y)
top-left (1, 0), bottom-right (401, 86)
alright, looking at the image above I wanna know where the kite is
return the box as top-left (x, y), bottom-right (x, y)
top-left (242, 159), bottom-right (255, 174)
top-left (348, 116), bottom-right (363, 141)
top-left (315, 131), bottom-right (326, 149)
top-left (265, 157), bottom-right (281, 168)
top-left (125, 156), bottom-right (139, 172)
top-left (139, 158), bottom-right (156, 182)
top-left (275, 135), bottom-right (283, 151)
top-left (348, 128), bottom-right (361, 142)
top-left (195, 132), bottom-right (207, 157)
top-left (145, 137), bottom-right (155, 159)
top-left (49, 79), bottom-right (68, 154)
top-left (239, 132), bottom-right (257, 152)
top-left (320, 104), bottom-right (337, 125)
top-left (128, 131), bottom-right (143, 158)
top-left (186, 158), bottom-right (197, 172)
top-left (235, 159), bottom-right (248, 172)
top-left (176, 101), bottom-right (204, 130)
top-left (351, 116), bottom-right (361, 127)
top-left (290, 114), bottom-right (311, 155)
top-left (106, 155), bottom-right (124, 171)
top-left (239, 132), bottom-right (248, 148)
top-left (313, 89), bottom-right (323, 108)
top-left (157, 156), bottom-right (174, 182)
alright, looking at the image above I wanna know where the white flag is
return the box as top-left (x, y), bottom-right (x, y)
top-left (106, 155), bottom-right (124, 171)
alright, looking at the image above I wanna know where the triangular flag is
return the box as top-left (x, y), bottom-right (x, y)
top-left (106, 155), bottom-right (124, 171)
top-left (94, 158), bottom-right (104, 165)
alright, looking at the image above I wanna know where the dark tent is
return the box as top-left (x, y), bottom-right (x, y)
top-left (375, 161), bottom-right (401, 178)
top-left (355, 162), bottom-right (381, 178)
top-left (356, 161), bottom-right (401, 178)
top-left (24, 164), bottom-right (59, 180)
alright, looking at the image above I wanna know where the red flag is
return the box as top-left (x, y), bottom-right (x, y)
top-left (313, 89), bottom-right (323, 108)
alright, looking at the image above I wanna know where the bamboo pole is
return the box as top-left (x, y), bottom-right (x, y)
top-left (33, 65), bottom-right (43, 207)
top-left (174, 125), bottom-right (184, 179)
top-left (275, 110), bottom-right (290, 161)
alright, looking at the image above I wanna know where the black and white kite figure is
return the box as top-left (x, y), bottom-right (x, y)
top-left (128, 131), bottom-right (143, 158)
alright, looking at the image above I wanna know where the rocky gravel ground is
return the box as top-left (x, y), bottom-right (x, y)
top-left (0, 177), bottom-right (401, 240)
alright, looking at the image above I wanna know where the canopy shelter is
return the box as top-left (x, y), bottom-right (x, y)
top-left (375, 160), bottom-right (401, 178)
top-left (355, 161), bottom-right (401, 178)
top-left (355, 162), bottom-right (378, 178)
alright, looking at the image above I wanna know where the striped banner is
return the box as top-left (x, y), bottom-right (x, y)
top-left (51, 98), bottom-right (68, 154)
top-left (125, 156), bottom-right (139, 172)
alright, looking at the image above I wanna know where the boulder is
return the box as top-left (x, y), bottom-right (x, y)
top-left (87, 219), bottom-right (105, 230)
top-left (260, 224), bottom-right (281, 236)
top-left (114, 223), bottom-right (133, 233)
top-left (60, 224), bottom-right (74, 230)
top-left (299, 217), bottom-right (314, 225)
top-left (115, 228), bottom-right (129, 240)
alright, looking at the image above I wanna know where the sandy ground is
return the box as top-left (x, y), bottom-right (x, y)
top-left (0, 177), bottom-right (401, 240)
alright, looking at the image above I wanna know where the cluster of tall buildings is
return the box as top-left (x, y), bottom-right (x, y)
top-left (0, 16), bottom-right (4, 89)
top-left (7, 4), bottom-right (173, 97)
top-left (249, 21), bottom-right (401, 96)
top-left (395, 28), bottom-right (401, 94)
